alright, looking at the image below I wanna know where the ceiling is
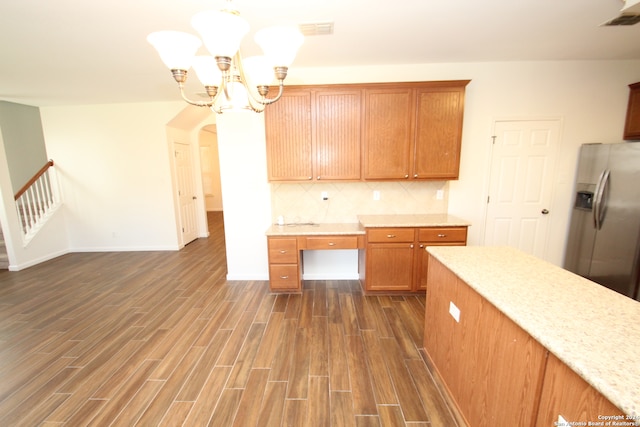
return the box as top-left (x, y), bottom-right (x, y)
top-left (1, 0), bottom-right (639, 107)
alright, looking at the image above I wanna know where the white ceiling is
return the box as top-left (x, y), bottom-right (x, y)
top-left (1, 0), bottom-right (639, 107)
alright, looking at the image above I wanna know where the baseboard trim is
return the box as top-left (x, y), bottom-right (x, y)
top-left (8, 249), bottom-right (70, 271)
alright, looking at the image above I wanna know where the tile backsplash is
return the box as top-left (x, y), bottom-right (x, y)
top-left (271, 181), bottom-right (449, 224)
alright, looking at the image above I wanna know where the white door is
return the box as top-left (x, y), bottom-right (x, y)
top-left (173, 141), bottom-right (198, 246)
top-left (484, 119), bottom-right (560, 260)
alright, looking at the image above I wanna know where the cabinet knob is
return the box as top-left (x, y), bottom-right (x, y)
top-left (437, 234), bottom-right (446, 238)
top-left (280, 275), bottom-right (289, 279)
top-left (317, 176), bottom-right (321, 180)
top-left (414, 174), bottom-right (418, 178)
top-left (404, 174), bottom-right (409, 179)
top-left (420, 244), bottom-right (424, 248)
top-left (328, 242), bottom-right (335, 246)
top-left (410, 244), bottom-right (414, 248)
top-left (308, 176), bottom-right (312, 180)
top-left (386, 234), bottom-right (396, 238)
top-left (280, 250), bottom-right (287, 253)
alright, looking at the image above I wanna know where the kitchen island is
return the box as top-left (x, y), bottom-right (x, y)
top-left (424, 246), bottom-right (640, 426)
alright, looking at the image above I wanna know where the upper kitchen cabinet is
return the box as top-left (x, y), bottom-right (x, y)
top-left (364, 81), bottom-right (470, 180)
top-left (363, 87), bottom-right (415, 179)
top-left (265, 86), bottom-right (362, 181)
top-left (265, 89), bottom-right (313, 181)
top-left (623, 82), bottom-right (640, 140)
top-left (265, 80), bottom-right (470, 182)
top-left (315, 89), bottom-right (363, 180)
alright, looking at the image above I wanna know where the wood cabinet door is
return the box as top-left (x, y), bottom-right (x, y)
top-left (413, 87), bottom-right (465, 179)
top-left (624, 82), bottom-right (640, 140)
top-left (363, 87), bottom-right (414, 179)
top-left (265, 89), bottom-right (313, 181)
top-left (365, 243), bottom-right (414, 291)
top-left (315, 89), bottom-right (363, 180)
top-left (415, 242), bottom-right (465, 291)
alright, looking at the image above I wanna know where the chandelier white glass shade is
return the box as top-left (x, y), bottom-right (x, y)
top-left (147, 5), bottom-right (303, 113)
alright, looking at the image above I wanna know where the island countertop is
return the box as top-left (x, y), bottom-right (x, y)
top-left (426, 245), bottom-right (640, 417)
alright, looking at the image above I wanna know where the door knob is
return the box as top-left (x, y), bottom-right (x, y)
top-left (541, 209), bottom-right (549, 214)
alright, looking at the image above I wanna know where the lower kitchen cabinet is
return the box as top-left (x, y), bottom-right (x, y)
top-left (363, 226), bottom-right (467, 292)
top-left (536, 353), bottom-right (622, 425)
top-left (365, 242), bottom-right (415, 291)
top-left (424, 255), bottom-right (627, 426)
top-left (415, 227), bottom-right (467, 291)
top-left (267, 237), bottom-right (300, 291)
top-left (425, 256), bottom-right (548, 426)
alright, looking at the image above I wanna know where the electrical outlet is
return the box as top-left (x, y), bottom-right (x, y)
top-left (373, 190), bottom-right (380, 201)
top-left (436, 189), bottom-right (444, 200)
top-left (321, 191), bottom-right (328, 200)
top-left (449, 301), bottom-right (460, 322)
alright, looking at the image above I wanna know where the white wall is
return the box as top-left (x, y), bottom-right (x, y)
top-left (40, 102), bottom-right (185, 251)
top-left (215, 112), bottom-right (271, 280)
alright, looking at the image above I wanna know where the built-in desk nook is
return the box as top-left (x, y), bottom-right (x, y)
top-left (266, 223), bottom-right (366, 292)
top-left (265, 214), bottom-right (470, 293)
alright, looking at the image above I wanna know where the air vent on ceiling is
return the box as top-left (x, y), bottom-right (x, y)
top-left (298, 22), bottom-right (334, 36)
top-left (601, 0), bottom-right (640, 25)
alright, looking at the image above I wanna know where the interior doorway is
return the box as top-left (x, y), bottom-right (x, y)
top-left (198, 125), bottom-right (223, 213)
top-left (197, 124), bottom-right (225, 261)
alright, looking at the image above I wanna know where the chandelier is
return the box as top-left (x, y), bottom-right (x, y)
top-left (147, 1), bottom-right (304, 113)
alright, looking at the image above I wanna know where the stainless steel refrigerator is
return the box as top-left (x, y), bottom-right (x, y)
top-left (564, 142), bottom-right (640, 301)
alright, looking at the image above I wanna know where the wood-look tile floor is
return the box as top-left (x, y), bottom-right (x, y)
top-left (0, 212), bottom-right (458, 426)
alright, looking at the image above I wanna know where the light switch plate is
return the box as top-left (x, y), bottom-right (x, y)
top-left (373, 190), bottom-right (380, 201)
top-left (449, 301), bottom-right (460, 323)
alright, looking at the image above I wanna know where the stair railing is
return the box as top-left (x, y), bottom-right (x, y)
top-left (14, 160), bottom-right (61, 242)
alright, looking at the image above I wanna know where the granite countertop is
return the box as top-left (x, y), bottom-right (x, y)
top-left (265, 222), bottom-right (365, 236)
top-left (426, 245), bottom-right (640, 417)
top-left (358, 213), bottom-right (470, 228)
top-left (266, 214), bottom-right (471, 236)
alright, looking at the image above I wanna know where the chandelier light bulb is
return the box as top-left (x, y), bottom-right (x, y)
top-left (191, 10), bottom-right (250, 59)
top-left (147, 31), bottom-right (202, 71)
top-left (192, 56), bottom-right (223, 87)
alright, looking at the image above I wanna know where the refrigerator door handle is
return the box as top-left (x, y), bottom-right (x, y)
top-left (593, 169), bottom-right (610, 230)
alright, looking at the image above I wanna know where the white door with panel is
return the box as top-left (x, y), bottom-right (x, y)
top-left (484, 119), bottom-right (560, 260)
top-left (173, 141), bottom-right (198, 246)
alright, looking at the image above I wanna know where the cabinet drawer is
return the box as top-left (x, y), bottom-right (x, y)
top-left (305, 236), bottom-right (359, 250)
top-left (269, 264), bottom-right (300, 290)
top-left (367, 228), bottom-right (415, 243)
top-left (418, 227), bottom-right (467, 243)
top-left (268, 238), bottom-right (298, 263)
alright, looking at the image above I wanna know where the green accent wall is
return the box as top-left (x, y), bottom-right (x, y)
top-left (0, 101), bottom-right (48, 194)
